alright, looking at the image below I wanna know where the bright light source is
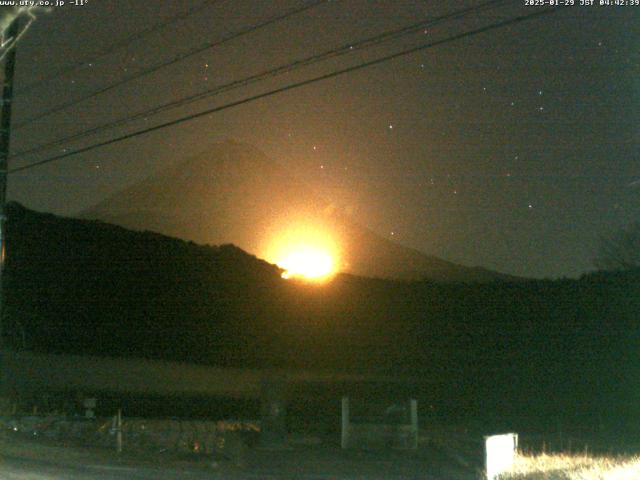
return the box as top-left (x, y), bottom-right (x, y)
top-left (261, 221), bottom-right (340, 282)
top-left (485, 433), bottom-right (518, 480)
top-left (278, 248), bottom-right (334, 280)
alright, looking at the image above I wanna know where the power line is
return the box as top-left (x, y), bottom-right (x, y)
top-left (13, 0), bottom-right (329, 129)
top-left (11, 0), bottom-right (508, 161)
top-left (9, 7), bottom-right (564, 175)
top-left (97, 0), bottom-right (510, 134)
top-left (18, 0), bottom-right (222, 96)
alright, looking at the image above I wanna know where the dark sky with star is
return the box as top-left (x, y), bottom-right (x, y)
top-left (3, 0), bottom-right (638, 279)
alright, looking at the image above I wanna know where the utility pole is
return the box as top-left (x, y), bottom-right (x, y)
top-left (0, 17), bottom-right (21, 351)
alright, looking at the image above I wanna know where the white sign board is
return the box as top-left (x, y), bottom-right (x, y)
top-left (485, 433), bottom-right (518, 480)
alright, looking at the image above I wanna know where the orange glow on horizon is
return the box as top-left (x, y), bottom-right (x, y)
top-left (261, 221), bottom-right (340, 282)
top-left (278, 248), bottom-right (334, 280)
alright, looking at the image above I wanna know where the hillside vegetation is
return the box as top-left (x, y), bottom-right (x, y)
top-left (4, 203), bottom-right (640, 430)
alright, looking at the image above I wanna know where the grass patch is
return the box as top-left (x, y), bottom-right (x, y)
top-left (498, 452), bottom-right (640, 479)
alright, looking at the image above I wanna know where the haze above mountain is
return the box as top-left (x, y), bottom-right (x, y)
top-left (82, 140), bottom-right (517, 282)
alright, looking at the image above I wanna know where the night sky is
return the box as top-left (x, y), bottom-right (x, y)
top-left (4, 0), bottom-right (638, 279)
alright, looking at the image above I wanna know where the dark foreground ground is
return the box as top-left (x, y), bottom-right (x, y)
top-left (0, 431), bottom-right (479, 480)
top-left (3, 425), bottom-right (637, 479)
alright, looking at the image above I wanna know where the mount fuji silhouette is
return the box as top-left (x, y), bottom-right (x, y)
top-left (82, 140), bottom-right (517, 282)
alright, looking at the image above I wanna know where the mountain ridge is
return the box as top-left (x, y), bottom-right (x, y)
top-left (81, 140), bottom-right (521, 283)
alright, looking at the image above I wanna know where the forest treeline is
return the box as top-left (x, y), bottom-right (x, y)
top-left (4, 203), bottom-right (639, 428)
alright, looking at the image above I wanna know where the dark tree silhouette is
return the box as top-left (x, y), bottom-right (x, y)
top-left (595, 221), bottom-right (640, 271)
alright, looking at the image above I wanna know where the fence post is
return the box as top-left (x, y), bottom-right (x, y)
top-left (116, 408), bottom-right (123, 454)
top-left (341, 396), bottom-right (350, 449)
top-left (410, 399), bottom-right (418, 449)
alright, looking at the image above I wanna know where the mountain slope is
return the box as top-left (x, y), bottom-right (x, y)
top-left (82, 140), bottom-right (517, 282)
